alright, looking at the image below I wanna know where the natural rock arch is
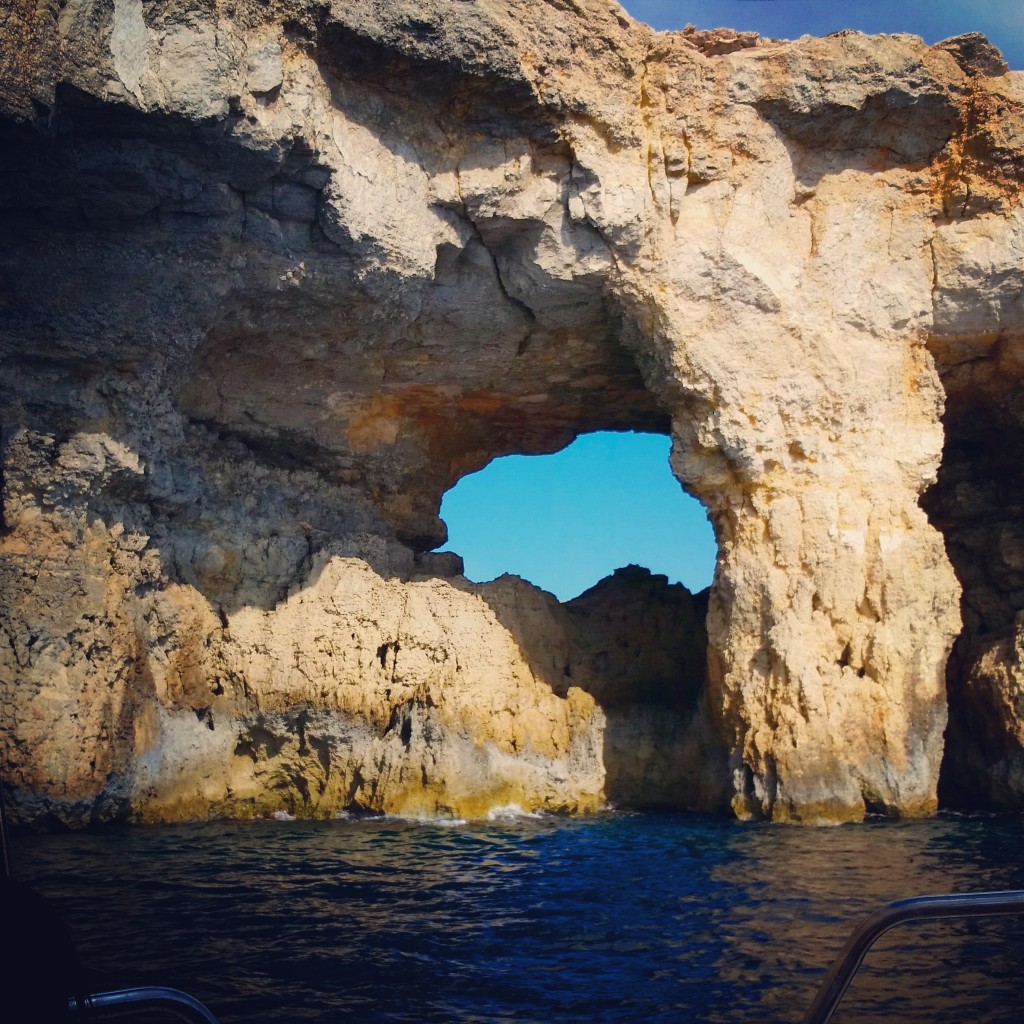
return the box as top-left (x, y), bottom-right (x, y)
top-left (1, 1), bottom-right (1022, 825)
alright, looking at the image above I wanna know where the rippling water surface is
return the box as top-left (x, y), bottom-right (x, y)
top-left (13, 811), bottom-right (1024, 1022)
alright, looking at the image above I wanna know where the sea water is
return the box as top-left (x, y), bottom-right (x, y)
top-left (13, 810), bottom-right (1024, 1023)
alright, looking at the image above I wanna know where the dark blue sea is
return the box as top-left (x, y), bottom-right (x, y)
top-left (13, 810), bottom-right (1024, 1023)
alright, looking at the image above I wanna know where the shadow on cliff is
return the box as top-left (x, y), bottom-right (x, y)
top-left (461, 564), bottom-right (729, 813)
top-left (924, 383), bottom-right (1024, 809)
top-left (753, 33), bottom-right (979, 194)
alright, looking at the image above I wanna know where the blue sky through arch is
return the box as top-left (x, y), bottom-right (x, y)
top-left (436, 432), bottom-right (717, 603)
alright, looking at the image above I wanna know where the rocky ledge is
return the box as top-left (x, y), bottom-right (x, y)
top-left (1, 1), bottom-right (1023, 825)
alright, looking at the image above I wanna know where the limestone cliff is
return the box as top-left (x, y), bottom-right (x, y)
top-left (1, 0), bottom-right (1022, 825)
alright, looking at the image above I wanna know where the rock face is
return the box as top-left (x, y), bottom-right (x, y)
top-left (1, 1), bottom-right (1022, 825)
top-left (565, 567), bottom-right (719, 809)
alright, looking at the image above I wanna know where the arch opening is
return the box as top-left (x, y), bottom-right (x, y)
top-left (434, 430), bottom-right (717, 603)
top-left (434, 429), bottom-right (724, 811)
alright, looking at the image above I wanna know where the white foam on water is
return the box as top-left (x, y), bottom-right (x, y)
top-left (380, 812), bottom-right (469, 827)
top-left (486, 803), bottom-right (542, 821)
top-left (270, 810), bottom-right (296, 821)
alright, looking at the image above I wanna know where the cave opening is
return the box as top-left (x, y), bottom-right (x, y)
top-left (434, 430), bottom-right (717, 603)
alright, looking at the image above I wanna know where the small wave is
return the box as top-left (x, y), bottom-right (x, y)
top-left (270, 810), bottom-right (297, 821)
top-left (380, 812), bottom-right (469, 827)
top-left (487, 803), bottom-right (543, 821)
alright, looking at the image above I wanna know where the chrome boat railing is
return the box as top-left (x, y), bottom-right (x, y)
top-left (68, 986), bottom-right (220, 1022)
top-left (802, 889), bottom-right (1024, 1024)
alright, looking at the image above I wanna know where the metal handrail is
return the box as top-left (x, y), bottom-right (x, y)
top-left (68, 985), bottom-right (220, 1022)
top-left (801, 889), bottom-right (1024, 1024)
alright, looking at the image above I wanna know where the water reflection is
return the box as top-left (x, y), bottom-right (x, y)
top-left (12, 812), bottom-right (1024, 1023)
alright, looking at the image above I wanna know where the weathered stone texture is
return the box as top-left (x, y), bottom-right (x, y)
top-left (1, 1), bottom-right (1023, 825)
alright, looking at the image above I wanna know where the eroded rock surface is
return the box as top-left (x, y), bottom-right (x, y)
top-left (1, 1), bottom-right (1023, 825)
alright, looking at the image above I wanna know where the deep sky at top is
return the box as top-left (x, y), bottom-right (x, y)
top-left (437, 0), bottom-right (1024, 604)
